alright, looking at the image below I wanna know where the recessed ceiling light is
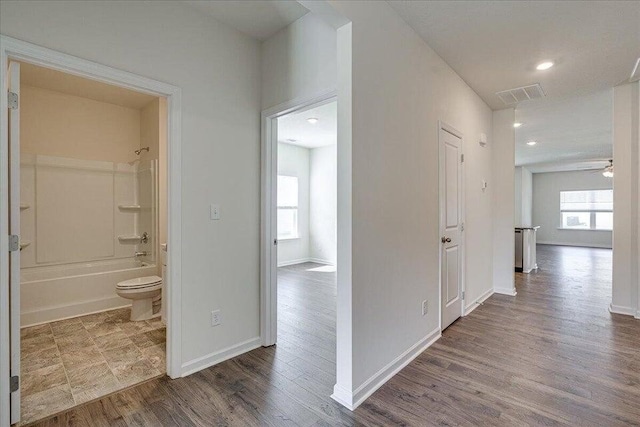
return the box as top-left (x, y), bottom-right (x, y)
top-left (536, 61), bottom-right (554, 71)
top-left (513, 122), bottom-right (523, 128)
top-left (307, 117), bottom-right (319, 124)
top-left (527, 141), bottom-right (537, 146)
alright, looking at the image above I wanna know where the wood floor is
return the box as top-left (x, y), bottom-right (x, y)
top-left (27, 247), bottom-right (640, 426)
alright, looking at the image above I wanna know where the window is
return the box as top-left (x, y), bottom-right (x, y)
top-left (560, 189), bottom-right (613, 231)
top-left (277, 175), bottom-right (299, 239)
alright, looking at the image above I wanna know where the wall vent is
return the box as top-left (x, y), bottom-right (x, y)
top-left (630, 58), bottom-right (640, 83)
top-left (496, 83), bottom-right (545, 106)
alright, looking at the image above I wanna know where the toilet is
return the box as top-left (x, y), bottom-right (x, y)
top-left (116, 276), bottom-right (162, 321)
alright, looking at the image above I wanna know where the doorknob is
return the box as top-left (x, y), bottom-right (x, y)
top-left (441, 237), bottom-right (451, 244)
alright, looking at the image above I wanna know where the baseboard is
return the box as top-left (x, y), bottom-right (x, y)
top-left (332, 327), bottom-right (441, 411)
top-left (181, 337), bottom-right (261, 377)
top-left (609, 303), bottom-right (636, 317)
top-left (494, 287), bottom-right (517, 296)
top-left (308, 257), bottom-right (334, 265)
top-left (464, 288), bottom-right (494, 316)
top-left (537, 241), bottom-right (612, 249)
top-left (277, 258), bottom-right (311, 267)
top-left (21, 296), bottom-right (130, 327)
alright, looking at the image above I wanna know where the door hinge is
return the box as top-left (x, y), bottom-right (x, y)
top-left (8, 235), bottom-right (19, 252)
top-left (8, 91), bottom-right (19, 110)
top-left (461, 222), bottom-right (465, 231)
top-left (10, 375), bottom-right (19, 393)
top-left (462, 291), bottom-right (465, 300)
top-left (461, 154), bottom-right (465, 163)
top-left (274, 239), bottom-right (278, 246)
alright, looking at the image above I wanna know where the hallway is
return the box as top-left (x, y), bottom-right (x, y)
top-left (28, 246), bottom-right (640, 426)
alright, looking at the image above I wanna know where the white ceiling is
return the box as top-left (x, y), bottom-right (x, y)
top-left (278, 101), bottom-right (337, 149)
top-left (387, 1), bottom-right (640, 110)
top-left (20, 62), bottom-right (156, 109)
top-left (514, 90), bottom-right (613, 171)
top-left (184, 0), bottom-right (308, 40)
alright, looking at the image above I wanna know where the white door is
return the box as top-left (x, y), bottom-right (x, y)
top-left (439, 127), bottom-right (463, 331)
top-left (8, 61), bottom-right (21, 424)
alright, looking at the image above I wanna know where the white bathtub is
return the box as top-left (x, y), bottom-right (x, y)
top-left (21, 259), bottom-right (158, 327)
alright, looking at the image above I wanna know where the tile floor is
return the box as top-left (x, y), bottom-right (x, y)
top-left (20, 307), bottom-right (166, 424)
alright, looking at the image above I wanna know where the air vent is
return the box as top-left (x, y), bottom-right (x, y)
top-left (496, 83), bottom-right (546, 106)
top-left (630, 58), bottom-right (640, 83)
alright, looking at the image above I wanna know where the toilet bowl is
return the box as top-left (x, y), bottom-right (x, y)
top-left (116, 276), bottom-right (162, 321)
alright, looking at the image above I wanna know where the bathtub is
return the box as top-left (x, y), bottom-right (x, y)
top-left (21, 259), bottom-right (158, 327)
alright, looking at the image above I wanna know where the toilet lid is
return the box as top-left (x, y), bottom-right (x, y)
top-left (117, 275), bottom-right (162, 290)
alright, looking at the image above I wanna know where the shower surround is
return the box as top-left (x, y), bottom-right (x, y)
top-left (20, 154), bottom-right (158, 326)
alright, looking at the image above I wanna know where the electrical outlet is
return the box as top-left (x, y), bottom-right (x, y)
top-left (422, 300), bottom-right (428, 316)
top-left (210, 204), bottom-right (221, 220)
top-left (211, 310), bottom-right (221, 326)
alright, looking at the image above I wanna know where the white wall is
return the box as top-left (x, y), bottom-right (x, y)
top-left (261, 13), bottom-right (337, 110)
top-left (310, 145), bottom-right (337, 265)
top-left (612, 82), bottom-right (639, 317)
top-left (1, 0), bottom-right (262, 370)
top-left (277, 142), bottom-right (310, 266)
top-left (321, 1), bottom-right (495, 405)
top-left (492, 109), bottom-right (516, 295)
top-left (533, 170), bottom-right (613, 248)
top-left (515, 166), bottom-right (532, 227)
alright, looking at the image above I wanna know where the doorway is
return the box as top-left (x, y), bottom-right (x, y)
top-left (261, 94), bottom-right (338, 398)
top-left (439, 123), bottom-right (465, 331)
top-left (1, 36), bottom-right (182, 426)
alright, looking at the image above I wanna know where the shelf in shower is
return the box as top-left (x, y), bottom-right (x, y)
top-left (118, 204), bottom-right (141, 211)
top-left (118, 235), bottom-right (142, 244)
top-left (20, 204), bottom-right (30, 210)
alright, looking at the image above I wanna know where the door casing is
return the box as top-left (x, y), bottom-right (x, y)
top-left (0, 35), bottom-right (183, 426)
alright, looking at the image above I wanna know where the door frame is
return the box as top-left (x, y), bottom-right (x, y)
top-left (438, 121), bottom-right (466, 332)
top-left (0, 35), bottom-right (183, 425)
top-left (260, 90), bottom-right (337, 347)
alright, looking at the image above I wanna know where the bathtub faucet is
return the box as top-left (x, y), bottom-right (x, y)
top-left (134, 251), bottom-right (148, 258)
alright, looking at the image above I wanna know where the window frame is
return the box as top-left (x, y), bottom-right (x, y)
top-left (277, 175), bottom-right (300, 240)
top-left (558, 189), bottom-right (613, 232)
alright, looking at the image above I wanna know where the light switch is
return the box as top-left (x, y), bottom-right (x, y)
top-left (210, 204), bottom-right (221, 220)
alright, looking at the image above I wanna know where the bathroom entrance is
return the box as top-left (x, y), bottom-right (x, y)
top-left (7, 60), bottom-right (169, 424)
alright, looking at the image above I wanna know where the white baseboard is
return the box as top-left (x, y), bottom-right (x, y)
top-left (332, 327), bottom-right (441, 411)
top-left (278, 257), bottom-right (335, 267)
top-left (537, 241), bottom-right (612, 249)
top-left (181, 337), bottom-right (261, 377)
top-left (278, 257), bottom-right (311, 267)
top-left (494, 287), bottom-right (517, 296)
top-left (609, 303), bottom-right (636, 317)
top-left (464, 288), bottom-right (494, 316)
top-left (21, 296), bottom-right (129, 327)
top-left (308, 257), bottom-right (334, 265)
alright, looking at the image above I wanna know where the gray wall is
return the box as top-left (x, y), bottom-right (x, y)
top-left (533, 170), bottom-right (613, 248)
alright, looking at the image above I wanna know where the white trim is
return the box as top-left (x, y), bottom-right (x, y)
top-left (538, 241), bottom-right (612, 249)
top-left (609, 303), bottom-right (636, 317)
top-left (463, 288), bottom-right (494, 316)
top-left (0, 35), bottom-right (183, 424)
top-left (181, 337), bottom-right (261, 377)
top-left (277, 257), bottom-right (335, 267)
top-left (332, 328), bottom-right (441, 410)
top-left (261, 90), bottom-right (337, 348)
top-left (278, 258), bottom-right (312, 267)
top-left (494, 287), bottom-right (517, 296)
